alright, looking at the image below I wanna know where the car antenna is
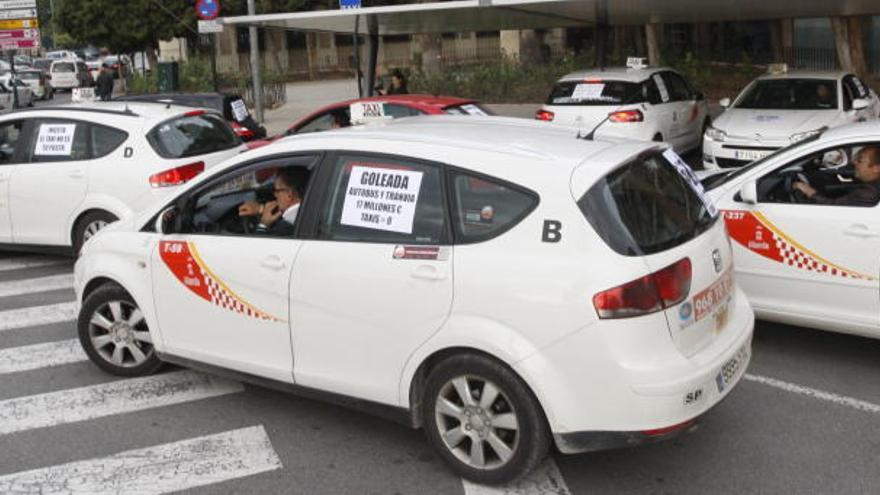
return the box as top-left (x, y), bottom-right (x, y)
top-left (580, 85), bottom-right (645, 141)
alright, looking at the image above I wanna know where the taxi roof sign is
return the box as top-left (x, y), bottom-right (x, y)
top-left (350, 101), bottom-right (393, 125)
top-left (626, 57), bottom-right (647, 69)
top-left (767, 63), bottom-right (788, 74)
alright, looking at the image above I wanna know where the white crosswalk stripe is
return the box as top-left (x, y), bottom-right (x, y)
top-left (0, 370), bottom-right (245, 435)
top-left (0, 256), bottom-right (68, 272)
top-left (0, 425), bottom-right (283, 494)
top-left (0, 301), bottom-right (78, 332)
top-left (462, 460), bottom-right (571, 495)
top-left (0, 274), bottom-right (74, 298)
top-left (0, 339), bottom-right (87, 375)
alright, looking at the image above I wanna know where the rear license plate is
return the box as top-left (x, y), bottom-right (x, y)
top-left (693, 270), bottom-right (734, 322)
top-left (716, 345), bottom-right (749, 393)
top-left (733, 149), bottom-right (770, 161)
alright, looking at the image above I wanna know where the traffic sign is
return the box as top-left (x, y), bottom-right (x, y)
top-left (0, 18), bottom-right (36, 28)
top-left (198, 19), bottom-right (223, 34)
top-left (0, 38), bottom-right (37, 49)
top-left (195, 0), bottom-right (220, 20)
top-left (0, 8), bottom-right (35, 20)
top-left (0, 28), bottom-right (38, 40)
top-left (339, 0), bottom-right (361, 8)
top-left (0, 0), bottom-right (36, 10)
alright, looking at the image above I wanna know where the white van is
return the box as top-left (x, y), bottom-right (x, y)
top-left (49, 60), bottom-right (92, 90)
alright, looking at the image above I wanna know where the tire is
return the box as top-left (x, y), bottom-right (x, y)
top-left (73, 210), bottom-right (118, 254)
top-left (78, 283), bottom-right (163, 377)
top-left (422, 353), bottom-right (551, 485)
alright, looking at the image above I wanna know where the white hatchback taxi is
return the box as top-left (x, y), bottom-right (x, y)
top-left (537, 59), bottom-right (710, 153)
top-left (75, 117), bottom-right (753, 484)
top-left (0, 103), bottom-right (244, 252)
top-left (703, 67), bottom-right (880, 170)
top-left (701, 121), bottom-right (880, 338)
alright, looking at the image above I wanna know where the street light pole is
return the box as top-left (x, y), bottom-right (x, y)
top-left (247, 0), bottom-right (264, 123)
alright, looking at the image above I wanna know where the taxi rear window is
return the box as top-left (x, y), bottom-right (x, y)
top-left (579, 152), bottom-right (717, 256)
top-left (547, 80), bottom-right (645, 106)
top-left (147, 113), bottom-right (240, 159)
top-left (52, 62), bottom-right (74, 73)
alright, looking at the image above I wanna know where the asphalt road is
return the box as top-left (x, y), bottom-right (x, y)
top-left (0, 250), bottom-right (878, 494)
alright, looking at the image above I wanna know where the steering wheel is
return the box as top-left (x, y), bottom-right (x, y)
top-left (783, 172), bottom-right (810, 203)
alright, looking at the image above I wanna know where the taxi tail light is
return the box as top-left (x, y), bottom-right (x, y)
top-left (593, 258), bottom-right (691, 319)
top-left (535, 109), bottom-right (555, 121)
top-left (608, 109), bottom-right (644, 123)
top-left (184, 110), bottom-right (206, 117)
top-left (149, 161), bottom-right (205, 188)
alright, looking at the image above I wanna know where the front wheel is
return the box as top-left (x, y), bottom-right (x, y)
top-left (78, 283), bottom-right (163, 377)
top-left (422, 353), bottom-right (551, 485)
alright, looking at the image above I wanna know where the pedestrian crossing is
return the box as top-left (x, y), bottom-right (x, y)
top-left (0, 252), bottom-right (571, 494)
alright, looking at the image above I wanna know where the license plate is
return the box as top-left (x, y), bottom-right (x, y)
top-left (716, 345), bottom-right (749, 393)
top-left (733, 149), bottom-right (770, 161)
top-left (692, 270), bottom-right (734, 322)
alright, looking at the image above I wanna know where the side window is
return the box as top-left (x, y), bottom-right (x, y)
top-left (91, 124), bottom-right (129, 158)
top-left (384, 104), bottom-right (423, 118)
top-left (29, 120), bottom-right (90, 162)
top-left (185, 155), bottom-right (317, 237)
top-left (0, 119), bottom-right (25, 165)
top-left (756, 142), bottom-right (880, 207)
top-left (661, 72), bottom-right (692, 101)
top-left (450, 171), bottom-right (537, 243)
top-left (644, 79), bottom-right (662, 105)
top-left (842, 77), bottom-right (857, 111)
top-left (319, 154), bottom-right (446, 244)
top-left (295, 109), bottom-right (350, 134)
top-left (651, 73), bottom-right (671, 103)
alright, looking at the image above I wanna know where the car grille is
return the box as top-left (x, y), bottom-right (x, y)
top-left (715, 157), bottom-right (751, 169)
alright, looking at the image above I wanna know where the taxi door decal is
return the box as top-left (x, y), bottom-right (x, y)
top-left (722, 210), bottom-right (877, 281)
top-left (159, 241), bottom-right (285, 322)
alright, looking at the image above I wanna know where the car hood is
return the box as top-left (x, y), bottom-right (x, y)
top-left (713, 108), bottom-right (839, 140)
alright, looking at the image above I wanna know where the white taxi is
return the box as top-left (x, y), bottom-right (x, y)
top-left (0, 103), bottom-right (244, 253)
top-left (701, 121), bottom-right (880, 337)
top-left (75, 117), bottom-right (753, 484)
top-left (537, 59), bottom-right (710, 153)
top-left (703, 67), bottom-right (880, 170)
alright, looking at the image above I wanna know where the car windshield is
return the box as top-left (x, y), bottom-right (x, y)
top-left (547, 80), bottom-right (644, 106)
top-left (735, 78), bottom-right (838, 110)
top-left (703, 130), bottom-right (825, 190)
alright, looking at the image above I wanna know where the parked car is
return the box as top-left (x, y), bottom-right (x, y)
top-left (46, 50), bottom-right (79, 61)
top-left (13, 55), bottom-right (33, 69)
top-left (536, 58), bottom-right (710, 154)
top-left (0, 74), bottom-right (34, 107)
top-left (116, 92), bottom-right (267, 142)
top-left (699, 121), bottom-right (880, 337)
top-left (102, 55), bottom-right (130, 79)
top-left (49, 60), bottom-right (93, 91)
top-left (703, 66), bottom-right (880, 170)
top-left (16, 69), bottom-right (53, 100)
top-left (74, 116), bottom-right (753, 484)
top-left (32, 58), bottom-right (52, 72)
top-left (0, 103), bottom-right (245, 253)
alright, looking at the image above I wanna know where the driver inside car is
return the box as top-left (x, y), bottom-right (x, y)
top-left (794, 145), bottom-right (880, 207)
top-left (238, 167), bottom-right (310, 235)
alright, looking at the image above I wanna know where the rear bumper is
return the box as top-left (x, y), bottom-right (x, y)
top-left (554, 418), bottom-right (699, 454)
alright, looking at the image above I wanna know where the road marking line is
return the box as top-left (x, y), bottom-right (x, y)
top-left (745, 373), bottom-right (880, 415)
top-left (0, 370), bottom-right (245, 435)
top-left (462, 459), bottom-right (571, 495)
top-left (0, 339), bottom-right (87, 375)
top-left (0, 425), bottom-right (282, 494)
top-left (0, 302), bottom-right (77, 332)
top-left (0, 274), bottom-right (74, 298)
top-left (0, 256), bottom-right (68, 272)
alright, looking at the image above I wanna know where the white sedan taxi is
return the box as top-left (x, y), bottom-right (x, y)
top-left (703, 67), bottom-right (880, 170)
top-left (701, 121), bottom-right (880, 337)
top-left (75, 117), bottom-right (753, 484)
top-left (537, 58), bottom-right (710, 153)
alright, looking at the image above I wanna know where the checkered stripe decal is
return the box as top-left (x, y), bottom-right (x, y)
top-left (159, 240), bottom-right (283, 322)
top-left (722, 210), bottom-right (877, 281)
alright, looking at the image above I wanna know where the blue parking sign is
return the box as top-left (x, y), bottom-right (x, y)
top-left (196, 0), bottom-right (221, 20)
top-left (339, 0), bottom-right (361, 9)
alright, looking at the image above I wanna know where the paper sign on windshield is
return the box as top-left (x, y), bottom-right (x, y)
top-left (341, 165), bottom-right (424, 233)
top-left (35, 123), bottom-right (76, 156)
top-left (662, 149), bottom-right (718, 217)
top-left (653, 74), bottom-right (670, 103)
top-left (230, 99), bottom-right (249, 122)
top-left (460, 104), bottom-right (488, 116)
top-left (572, 83), bottom-right (605, 100)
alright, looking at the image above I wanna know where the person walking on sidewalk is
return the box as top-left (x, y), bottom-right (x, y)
top-left (95, 63), bottom-right (114, 102)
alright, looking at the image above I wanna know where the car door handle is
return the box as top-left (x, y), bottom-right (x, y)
top-left (260, 255), bottom-right (286, 270)
top-left (411, 265), bottom-right (446, 281)
top-left (843, 225), bottom-right (880, 238)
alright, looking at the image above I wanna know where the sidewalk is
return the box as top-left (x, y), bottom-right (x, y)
top-left (260, 78), bottom-right (542, 135)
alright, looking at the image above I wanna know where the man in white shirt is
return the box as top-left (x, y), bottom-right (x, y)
top-left (238, 167), bottom-right (309, 236)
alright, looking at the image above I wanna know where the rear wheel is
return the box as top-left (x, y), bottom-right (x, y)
top-left (422, 353), bottom-right (550, 485)
top-left (73, 210), bottom-right (118, 254)
top-left (78, 283), bottom-right (162, 377)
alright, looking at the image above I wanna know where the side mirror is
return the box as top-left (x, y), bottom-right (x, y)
top-left (739, 180), bottom-right (758, 205)
top-left (853, 98), bottom-right (869, 111)
top-left (155, 206), bottom-right (177, 234)
top-left (719, 97), bottom-right (731, 109)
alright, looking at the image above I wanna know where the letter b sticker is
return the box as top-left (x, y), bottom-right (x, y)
top-left (542, 220), bottom-right (562, 243)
